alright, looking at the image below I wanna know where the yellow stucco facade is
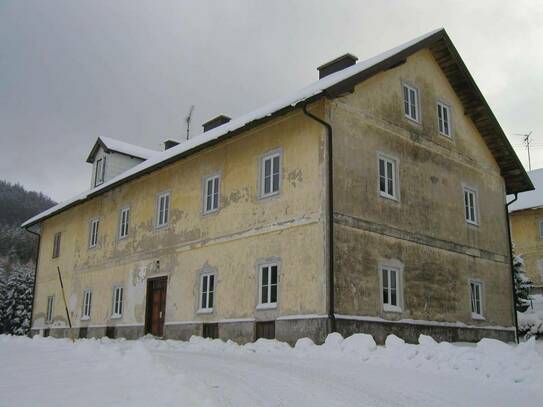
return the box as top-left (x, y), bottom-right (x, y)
top-left (510, 208), bottom-right (543, 288)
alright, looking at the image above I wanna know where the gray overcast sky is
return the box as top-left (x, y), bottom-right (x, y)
top-left (1, 0), bottom-right (542, 202)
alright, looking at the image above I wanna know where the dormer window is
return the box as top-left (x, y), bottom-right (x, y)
top-left (94, 157), bottom-right (106, 187)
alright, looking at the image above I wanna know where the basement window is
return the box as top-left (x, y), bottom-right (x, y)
top-left (469, 280), bottom-right (484, 319)
top-left (89, 218), bottom-right (99, 248)
top-left (381, 266), bottom-right (402, 312)
top-left (156, 192), bottom-right (170, 227)
top-left (112, 286), bottom-right (123, 318)
top-left (52, 232), bottom-right (61, 258)
top-left (437, 101), bottom-right (451, 137)
top-left (403, 83), bottom-right (420, 122)
top-left (463, 187), bottom-right (479, 225)
top-left (199, 274), bottom-right (215, 312)
top-left (258, 263), bottom-right (278, 309)
top-left (82, 289), bottom-right (92, 320)
top-left (46, 295), bottom-right (54, 323)
top-left (118, 207), bottom-right (130, 239)
top-left (378, 154), bottom-right (398, 200)
top-left (203, 175), bottom-right (220, 214)
top-left (261, 151), bottom-right (281, 198)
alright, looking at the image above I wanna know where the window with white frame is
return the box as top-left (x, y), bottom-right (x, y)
top-left (199, 274), bottom-right (215, 312)
top-left (203, 175), bottom-right (220, 213)
top-left (52, 232), bottom-right (61, 258)
top-left (538, 220), bottom-right (543, 239)
top-left (156, 192), bottom-right (170, 227)
top-left (112, 286), bottom-right (123, 318)
top-left (89, 218), bottom-right (99, 248)
top-left (381, 266), bottom-right (402, 312)
top-left (46, 296), bottom-right (54, 323)
top-left (437, 102), bottom-right (451, 137)
top-left (82, 289), bottom-right (92, 320)
top-left (403, 83), bottom-right (419, 122)
top-left (378, 155), bottom-right (398, 199)
top-left (118, 207), bottom-right (130, 239)
top-left (261, 152), bottom-right (281, 197)
top-left (94, 157), bottom-right (106, 187)
top-left (258, 264), bottom-right (278, 307)
top-left (463, 187), bottom-right (479, 225)
top-left (469, 280), bottom-right (483, 318)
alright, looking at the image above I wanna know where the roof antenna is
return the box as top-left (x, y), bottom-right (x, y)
top-left (185, 105), bottom-right (195, 140)
top-left (515, 131), bottom-right (533, 171)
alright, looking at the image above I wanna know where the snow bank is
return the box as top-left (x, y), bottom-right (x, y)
top-left (518, 294), bottom-right (543, 338)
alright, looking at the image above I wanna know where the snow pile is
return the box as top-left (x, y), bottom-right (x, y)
top-left (518, 294), bottom-right (543, 338)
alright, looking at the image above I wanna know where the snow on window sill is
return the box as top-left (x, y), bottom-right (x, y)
top-left (471, 313), bottom-right (485, 321)
top-left (465, 219), bottom-right (479, 227)
top-left (379, 191), bottom-right (399, 202)
top-left (197, 308), bottom-right (213, 315)
top-left (256, 303), bottom-right (277, 310)
top-left (383, 304), bottom-right (402, 313)
top-left (110, 314), bottom-right (122, 320)
top-left (80, 316), bottom-right (90, 321)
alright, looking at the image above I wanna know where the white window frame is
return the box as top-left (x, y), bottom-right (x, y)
top-left (437, 101), bottom-right (452, 137)
top-left (378, 154), bottom-right (399, 200)
top-left (52, 232), bottom-right (61, 258)
top-left (469, 280), bottom-right (484, 319)
top-left (94, 157), bottom-right (106, 187)
top-left (46, 295), bottom-right (54, 323)
top-left (203, 175), bottom-right (220, 214)
top-left (89, 218), bottom-right (99, 248)
top-left (260, 151), bottom-right (282, 198)
top-left (156, 192), bottom-right (171, 228)
top-left (402, 83), bottom-right (420, 123)
top-left (538, 220), bottom-right (543, 240)
top-left (111, 286), bottom-right (123, 319)
top-left (81, 289), bottom-right (92, 320)
top-left (463, 186), bottom-right (479, 225)
top-left (257, 263), bottom-right (278, 309)
top-left (118, 207), bottom-right (130, 239)
top-left (198, 273), bottom-right (215, 313)
top-left (381, 265), bottom-right (402, 312)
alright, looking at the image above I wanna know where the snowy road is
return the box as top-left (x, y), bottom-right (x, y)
top-left (1, 334), bottom-right (542, 407)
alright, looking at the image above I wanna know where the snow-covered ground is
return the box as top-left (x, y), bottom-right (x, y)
top-left (1, 333), bottom-right (542, 407)
top-left (518, 294), bottom-right (543, 337)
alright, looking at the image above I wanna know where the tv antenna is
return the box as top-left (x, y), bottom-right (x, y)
top-left (514, 131), bottom-right (533, 171)
top-left (185, 105), bottom-right (195, 140)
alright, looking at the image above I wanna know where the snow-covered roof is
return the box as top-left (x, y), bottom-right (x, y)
top-left (22, 28), bottom-right (531, 228)
top-left (86, 136), bottom-right (158, 163)
top-left (509, 168), bottom-right (543, 213)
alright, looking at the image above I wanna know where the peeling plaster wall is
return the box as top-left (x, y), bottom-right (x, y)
top-left (510, 208), bottom-right (543, 287)
top-left (329, 49), bottom-right (514, 328)
top-left (32, 105), bottom-right (328, 331)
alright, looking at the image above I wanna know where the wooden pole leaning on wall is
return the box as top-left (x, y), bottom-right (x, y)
top-left (57, 266), bottom-right (74, 342)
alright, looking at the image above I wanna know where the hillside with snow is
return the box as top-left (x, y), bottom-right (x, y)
top-left (1, 333), bottom-right (541, 407)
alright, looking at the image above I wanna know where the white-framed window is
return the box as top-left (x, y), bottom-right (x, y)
top-left (118, 207), bottom-right (130, 239)
top-left (89, 218), bottom-right (99, 248)
top-left (258, 263), bottom-right (278, 308)
top-left (463, 187), bottom-right (479, 225)
top-left (381, 266), bottom-right (402, 312)
top-left (403, 83), bottom-right (420, 122)
top-left (203, 175), bottom-right (220, 214)
top-left (378, 154), bottom-right (398, 200)
top-left (82, 289), bottom-right (92, 320)
top-left (261, 152), bottom-right (281, 197)
top-left (156, 192), bottom-right (170, 227)
top-left (46, 295), bottom-right (54, 323)
top-left (437, 101), bottom-right (451, 137)
top-left (112, 286), bottom-right (123, 318)
top-left (538, 220), bottom-right (543, 240)
top-left (52, 232), bottom-right (61, 258)
top-left (94, 157), bottom-right (106, 187)
top-left (469, 280), bottom-right (484, 319)
top-left (199, 274), bottom-right (215, 312)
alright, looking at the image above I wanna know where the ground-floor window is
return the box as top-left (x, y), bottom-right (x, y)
top-left (46, 296), bottom-right (54, 323)
top-left (381, 265), bottom-right (402, 312)
top-left (112, 286), bottom-right (123, 318)
top-left (258, 264), bottom-right (278, 308)
top-left (199, 274), bottom-right (215, 312)
top-left (470, 280), bottom-right (484, 319)
top-left (82, 289), bottom-right (92, 320)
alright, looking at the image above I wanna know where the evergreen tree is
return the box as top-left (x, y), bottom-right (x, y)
top-left (513, 254), bottom-right (533, 310)
top-left (2, 263), bottom-right (34, 335)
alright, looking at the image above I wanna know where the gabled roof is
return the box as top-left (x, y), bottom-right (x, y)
top-left (86, 136), bottom-right (158, 163)
top-left (509, 168), bottom-right (543, 213)
top-left (22, 28), bottom-right (532, 229)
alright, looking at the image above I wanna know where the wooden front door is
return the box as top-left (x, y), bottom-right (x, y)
top-left (145, 277), bottom-right (168, 337)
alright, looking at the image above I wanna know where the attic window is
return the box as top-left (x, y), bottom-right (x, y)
top-left (94, 157), bottom-right (106, 187)
top-left (403, 83), bottom-right (420, 123)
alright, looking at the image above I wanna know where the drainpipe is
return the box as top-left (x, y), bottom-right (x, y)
top-left (302, 103), bottom-right (336, 333)
top-left (26, 227), bottom-right (41, 337)
top-left (505, 193), bottom-right (519, 343)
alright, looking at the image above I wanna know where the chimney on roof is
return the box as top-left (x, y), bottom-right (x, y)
top-left (163, 139), bottom-right (180, 150)
top-left (203, 115), bottom-right (231, 132)
top-left (317, 53), bottom-right (358, 79)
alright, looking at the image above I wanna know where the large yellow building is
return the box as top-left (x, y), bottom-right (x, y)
top-left (510, 169), bottom-right (543, 291)
top-left (23, 29), bottom-right (532, 344)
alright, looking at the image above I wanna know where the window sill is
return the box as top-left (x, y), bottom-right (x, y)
top-left (383, 305), bottom-right (402, 313)
top-left (80, 316), bottom-right (90, 321)
top-left (197, 308), bottom-right (214, 315)
top-left (202, 208), bottom-right (220, 217)
top-left (256, 303), bottom-right (277, 310)
top-left (259, 191), bottom-right (280, 201)
top-left (155, 223), bottom-right (170, 230)
top-left (379, 192), bottom-right (399, 202)
top-left (465, 220), bottom-right (479, 227)
top-left (438, 131), bottom-right (452, 139)
top-left (404, 114), bottom-right (421, 126)
top-left (471, 313), bottom-right (485, 321)
top-left (111, 314), bottom-right (122, 320)
top-left (118, 236), bottom-right (128, 241)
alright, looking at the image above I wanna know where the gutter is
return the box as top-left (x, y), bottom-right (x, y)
top-left (302, 103), bottom-right (336, 333)
top-left (505, 193), bottom-right (519, 343)
top-left (25, 227), bottom-right (41, 336)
